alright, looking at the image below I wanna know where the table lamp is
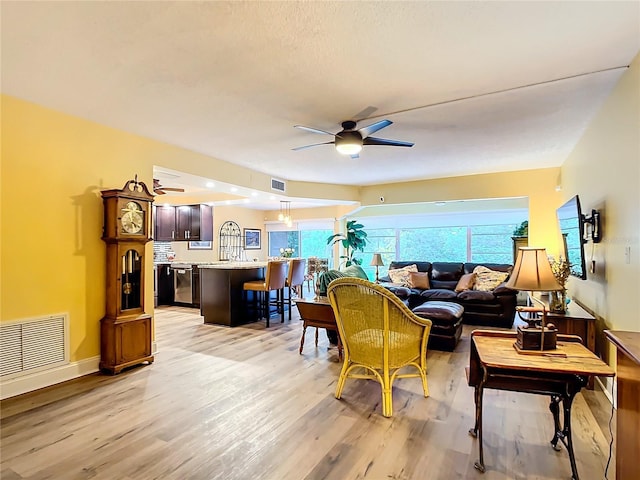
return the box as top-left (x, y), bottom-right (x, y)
top-left (370, 253), bottom-right (384, 283)
top-left (505, 247), bottom-right (563, 352)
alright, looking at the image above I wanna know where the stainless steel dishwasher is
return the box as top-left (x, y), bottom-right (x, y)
top-left (171, 264), bottom-right (193, 305)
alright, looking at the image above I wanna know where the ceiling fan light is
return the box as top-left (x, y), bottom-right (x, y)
top-left (336, 143), bottom-right (362, 155)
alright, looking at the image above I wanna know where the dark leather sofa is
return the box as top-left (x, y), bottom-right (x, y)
top-left (379, 261), bottom-right (517, 329)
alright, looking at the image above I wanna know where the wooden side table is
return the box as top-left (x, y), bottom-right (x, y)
top-left (468, 330), bottom-right (614, 480)
top-left (604, 330), bottom-right (640, 480)
top-left (295, 297), bottom-right (342, 361)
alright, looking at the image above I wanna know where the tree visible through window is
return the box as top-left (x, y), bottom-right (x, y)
top-left (268, 230), bottom-right (333, 260)
top-left (267, 211), bottom-right (523, 280)
top-left (358, 222), bottom-right (519, 279)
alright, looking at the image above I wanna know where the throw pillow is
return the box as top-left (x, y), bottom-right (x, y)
top-left (387, 264), bottom-right (418, 286)
top-left (473, 266), bottom-right (509, 292)
top-left (455, 273), bottom-right (476, 292)
top-left (409, 271), bottom-right (430, 289)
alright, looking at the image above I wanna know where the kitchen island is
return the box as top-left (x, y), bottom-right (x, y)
top-left (199, 262), bottom-right (267, 326)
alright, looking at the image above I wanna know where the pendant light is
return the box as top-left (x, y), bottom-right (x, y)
top-left (279, 201), bottom-right (293, 227)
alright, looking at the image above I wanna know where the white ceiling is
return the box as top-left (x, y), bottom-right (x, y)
top-left (2, 1), bottom-right (639, 198)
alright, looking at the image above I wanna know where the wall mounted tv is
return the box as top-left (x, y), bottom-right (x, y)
top-left (556, 195), bottom-right (587, 280)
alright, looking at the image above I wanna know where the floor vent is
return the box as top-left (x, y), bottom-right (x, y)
top-left (0, 314), bottom-right (68, 378)
top-left (271, 178), bottom-right (286, 193)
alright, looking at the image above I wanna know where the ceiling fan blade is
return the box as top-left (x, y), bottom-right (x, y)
top-left (358, 119), bottom-right (392, 138)
top-left (292, 141), bottom-right (335, 151)
top-left (364, 137), bottom-right (414, 147)
top-left (153, 178), bottom-right (184, 193)
top-left (352, 106), bottom-right (378, 121)
top-left (294, 125), bottom-right (336, 136)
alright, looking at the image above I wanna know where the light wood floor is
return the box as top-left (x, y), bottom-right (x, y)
top-left (1, 306), bottom-right (615, 480)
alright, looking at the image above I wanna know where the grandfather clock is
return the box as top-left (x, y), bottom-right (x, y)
top-left (100, 176), bottom-right (154, 374)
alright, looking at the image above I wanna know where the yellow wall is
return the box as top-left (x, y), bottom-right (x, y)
top-left (2, 96), bottom-right (157, 361)
top-left (561, 54), bottom-right (640, 343)
top-left (0, 96), bottom-right (360, 364)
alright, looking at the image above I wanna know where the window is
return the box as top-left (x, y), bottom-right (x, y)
top-left (399, 226), bottom-right (467, 262)
top-left (470, 224), bottom-right (515, 263)
top-left (266, 220), bottom-right (334, 261)
top-left (300, 229), bottom-right (334, 259)
top-left (268, 231), bottom-right (299, 257)
top-left (352, 207), bottom-right (527, 278)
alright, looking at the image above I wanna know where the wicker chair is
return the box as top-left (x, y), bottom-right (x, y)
top-left (327, 277), bottom-right (433, 417)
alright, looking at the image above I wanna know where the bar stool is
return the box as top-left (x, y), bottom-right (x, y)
top-left (285, 258), bottom-right (307, 320)
top-left (243, 260), bottom-right (287, 327)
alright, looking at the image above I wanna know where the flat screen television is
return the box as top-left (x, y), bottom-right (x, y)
top-left (556, 195), bottom-right (587, 280)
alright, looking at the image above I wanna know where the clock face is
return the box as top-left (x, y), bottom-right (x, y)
top-left (121, 201), bottom-right (144, 234)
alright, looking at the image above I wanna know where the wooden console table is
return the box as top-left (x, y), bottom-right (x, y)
top-left (604, 330), bottom-right (640, 480)
top-left (468, 330), bottom-right (614, 480)
top-left (295, 297), bottom-right (342, 361)
top-left (529, 293), bottom-right (596, 353)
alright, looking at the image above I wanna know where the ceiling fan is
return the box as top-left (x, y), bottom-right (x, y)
top-left (153, 178), bottom-right (185, 195)
top-left (293, 119), bottom-right (414, 159)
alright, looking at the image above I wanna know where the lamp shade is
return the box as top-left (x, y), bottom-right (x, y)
top-left (370, 253), bottom-right (384, 267)
top-left (505, 247), bottom-right (562, 292)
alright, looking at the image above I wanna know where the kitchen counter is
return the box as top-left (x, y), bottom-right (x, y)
top-left (155, 261), bottom-right (268, 267)
top-left (199, 261), bottom-right (268, 269)
top-left (154, 261), bottom-right (224, 266)
top-left (200, 263), bottom-right (266, 326)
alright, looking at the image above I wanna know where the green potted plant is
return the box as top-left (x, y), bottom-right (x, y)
top-left (513, 220), bottom-right (529, 237)
top-left (326, 220), bottom-right (368, 267)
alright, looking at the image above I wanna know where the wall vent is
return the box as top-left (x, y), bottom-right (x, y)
top-left (0, 315), bottom-right (68, 378)
top-left (271, 178), bottom-right (286, 193)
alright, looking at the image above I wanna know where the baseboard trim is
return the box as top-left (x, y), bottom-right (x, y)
top-left (596, 376), bottom-right (615, 407)
top-left (0, 355), bottom-right (100, 400)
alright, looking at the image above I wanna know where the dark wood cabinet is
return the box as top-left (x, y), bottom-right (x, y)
top-left (200, 266), bottom-right (264, 326)
top-left (157, 264), bottom-right (174, 305)
top-left (175, 205), bottom-right (192, 240)
top-left (192, 266), bottom-right (200, 308)
top-left (155, 204), bottom-right (213, 242)
top-left (182, 204), bottom-right (212, 241)
top-left (154, 205), bottom-right (176, 241)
